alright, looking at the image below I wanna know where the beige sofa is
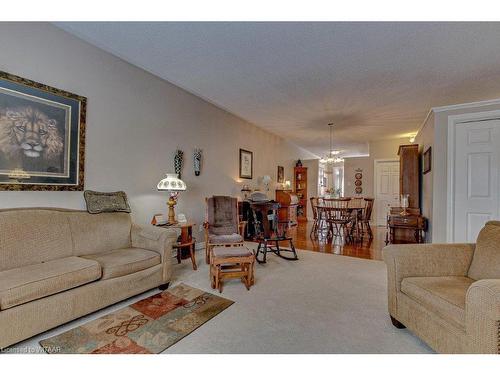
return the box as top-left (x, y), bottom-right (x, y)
top-left (383, 221), bottom-right (500, 353)
top-left (0, 208), bottom-right (177, 349)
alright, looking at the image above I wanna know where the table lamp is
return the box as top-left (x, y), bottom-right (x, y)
top-left (157, 173), bottom-right (187, 224)
top-left (261, 175), bottom-right (271, 192)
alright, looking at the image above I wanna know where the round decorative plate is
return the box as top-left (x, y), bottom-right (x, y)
top-left (355, 172), bottom-right (362, 179)
top-left (354, 179), bottom-right (362, 187)
top-left (355, 186), bottom-right (363, 194)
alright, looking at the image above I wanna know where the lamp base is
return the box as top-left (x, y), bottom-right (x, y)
top-left (167, 198), bottom-right (177, 225)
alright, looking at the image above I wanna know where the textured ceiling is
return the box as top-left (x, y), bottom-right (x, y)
top-left (56, 22), bottom-right (500, 157)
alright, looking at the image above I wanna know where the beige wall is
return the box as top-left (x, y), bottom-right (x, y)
top-left (344, 157), bottom-right (373, 197)
top-left (0, 23), bottom-right (315, 241)
top-left (416, 102), bottom-right (500, 243)
top-left (344, 137), bottom-right (407, 228)
top-left (344, 137), bottom-right (408, 198)
top-left (415, 112), bottom-right (434, 242)
top-left (300, 159), bottom-right (319, 220)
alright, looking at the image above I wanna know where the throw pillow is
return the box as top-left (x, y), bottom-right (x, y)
top-left (84, 190), bottom-right (131, 214)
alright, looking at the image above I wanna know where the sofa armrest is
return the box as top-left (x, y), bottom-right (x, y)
top-left (382, 243), bottom-right (475, 316)
top-left (131, 224), bottom-right (178, 282)
top-left (466, 279), bottom-right (500, 353)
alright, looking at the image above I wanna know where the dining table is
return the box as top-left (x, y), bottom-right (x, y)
top-left (314, 199), bottom-right (366, 241)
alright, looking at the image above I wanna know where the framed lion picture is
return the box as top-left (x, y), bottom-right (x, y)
top-left (0, 71), bottom-right (86, 190)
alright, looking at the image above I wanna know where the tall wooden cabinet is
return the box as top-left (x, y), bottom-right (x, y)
top-left (386, 144), bottom-right (426, 245)
top-left (398, 144), bottom-right (420, 208)
top-left (294, 166), bottom-right (308, 222)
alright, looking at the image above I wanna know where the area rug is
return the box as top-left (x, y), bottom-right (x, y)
top-left (39, 283), bottom-right (234, 354)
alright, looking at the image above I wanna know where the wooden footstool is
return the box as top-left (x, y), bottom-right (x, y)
top-left (210, 246), bottom-right (255, 293)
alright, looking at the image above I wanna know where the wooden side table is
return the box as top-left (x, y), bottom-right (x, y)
top-left (158, 221), bottom-right (197, 270)
top-left (173, 240), bottom-right (197, 270)
top-left (385, 214), bottom-right (426, 245)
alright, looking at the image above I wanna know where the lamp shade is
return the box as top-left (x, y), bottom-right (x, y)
top-left (157, 173), bottom-right (187, 191)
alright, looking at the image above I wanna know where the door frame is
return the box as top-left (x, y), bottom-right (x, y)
top-left (446, 109), bottom-right (500, 242)
top-left (373, 158), bottom-right (400, 226)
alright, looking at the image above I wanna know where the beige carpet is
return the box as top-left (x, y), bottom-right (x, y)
top-left (8, 244), bottom-right (432, 354)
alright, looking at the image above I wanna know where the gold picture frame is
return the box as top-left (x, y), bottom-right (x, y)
top-left (0, 71), bottom-right (86, 190)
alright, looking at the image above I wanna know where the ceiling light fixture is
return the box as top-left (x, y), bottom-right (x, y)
top-left (319, 123), bottom-right (344, 164)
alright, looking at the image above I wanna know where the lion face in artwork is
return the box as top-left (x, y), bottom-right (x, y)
top-left (0, 106), bottom-right (64, 161)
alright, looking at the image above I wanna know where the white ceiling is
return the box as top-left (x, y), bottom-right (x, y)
top-left (56, 22), bottom-right (500, 157)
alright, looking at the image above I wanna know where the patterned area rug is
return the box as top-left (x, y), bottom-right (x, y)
top-left (39, 283), bottom-right (234, 354)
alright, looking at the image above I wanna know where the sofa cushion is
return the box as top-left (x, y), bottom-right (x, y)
top-left (468, 221), bottom-right (500, 280)
top-left (0, 257), bottom-right (101, 310)
top-left (209, 233), bottom-right (243, 244)
top-left (0, 209), bottom-right (74, 271)
top-left (68, 212), bottom-right (132, 256)
top-left (401, 276), bottom-right (475, 328)
top-left (81, 248), bottom-right (160, 280)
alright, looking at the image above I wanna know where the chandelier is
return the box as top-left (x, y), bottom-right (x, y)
top-left (319, 123), bottom-right (344, 164)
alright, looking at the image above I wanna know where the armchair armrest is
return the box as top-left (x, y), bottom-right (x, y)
top-left (238, 221), bottom-right (247, 237)
top-left (466, 279), bottom-right (500, 353)
top-left (131, 224), bottom-right (178, 282)
top-left (383, 243), bottom-right (475, 316)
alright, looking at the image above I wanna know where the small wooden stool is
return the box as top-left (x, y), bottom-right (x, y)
top-left (210, 246), bottom-right (255, 293)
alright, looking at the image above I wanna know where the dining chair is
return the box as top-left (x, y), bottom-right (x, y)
top-left (323, 198), bottom-right (353, 241)
top-left (310, 197), bottom-right (320, 237)
top-left (359, 198), bottom-right (374, 238)
top-left (350, 197), bottom-right (364, 208)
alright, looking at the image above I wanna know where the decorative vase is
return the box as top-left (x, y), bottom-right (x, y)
top-left (400, 194), bottom-right (409, 216)
top-left (296, 159), bottom-right (303, 167)
top-left (174, 150), bottom-right (184, 178)
top-left (193, 148), bottom-right (202, 176)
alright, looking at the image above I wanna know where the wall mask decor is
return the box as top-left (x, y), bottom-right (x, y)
top-left (174, 149), bottom-right (184, 178)
top-left (193, 148), bottom-right (202, 176)
top-left (0, 71), bottom-right (86, 191)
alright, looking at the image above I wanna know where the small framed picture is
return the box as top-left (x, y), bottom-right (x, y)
top-left (151, 214), bottom-right (167, 226)
top-left (277, 165), bottom-right (284, 183)
top-left (239, 148), bottom-right (253, 179)
top-left (423, 147), bottom-right (432, 174)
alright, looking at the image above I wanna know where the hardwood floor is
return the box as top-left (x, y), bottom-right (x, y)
top-left (282, 220), bottom-right (387, 260)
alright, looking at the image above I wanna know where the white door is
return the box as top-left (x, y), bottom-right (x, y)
top-left (374, 160), bottom-right (400, 226)
top-left (453, 119), bottom-right (500, 242)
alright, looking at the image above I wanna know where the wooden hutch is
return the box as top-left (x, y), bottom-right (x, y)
top-left (294, 166), bottom-right (308, 222)
top-left (275, 190), bottom-right (298, 226)
top-left (386, 144), bottom-right (426, 244)
top-left (399, 144), bottom-right (420, 209)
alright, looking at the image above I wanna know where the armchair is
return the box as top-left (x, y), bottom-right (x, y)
top-left (383, 221), bottom-right (500, 353)
top-left (204, 196), bottom-right (247, 264)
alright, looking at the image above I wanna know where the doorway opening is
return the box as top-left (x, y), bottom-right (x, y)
top-left (374, 159), bottom-right (400, 226)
